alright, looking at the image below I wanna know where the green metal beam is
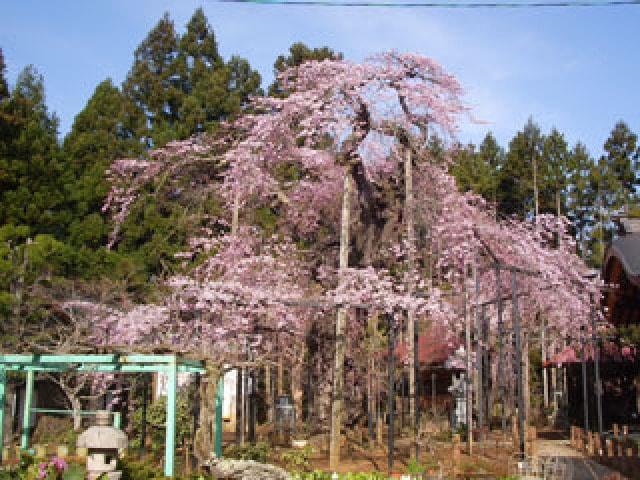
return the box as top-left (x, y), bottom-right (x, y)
top-left (21, 370), bottom-right (34, 449)
top-left (0, 369), bottom-right (6, 465)
top-left (113, 411), bottom-right (121, 429)
top-left (0, 354), bottom-right (119, 364)
top-left (30, 409), bottom-right (122, 428)
top-left (0, 364), bottom-right (204, 374)
top-left (165, 356), bottom-right (177, 477)
top-left (215, 375), bottom-right (224, 458)
top-left (0, 352), bottom-right (207, 474)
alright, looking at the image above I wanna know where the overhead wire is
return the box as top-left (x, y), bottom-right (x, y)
top-left (217, 0), bottom-right (640, 7)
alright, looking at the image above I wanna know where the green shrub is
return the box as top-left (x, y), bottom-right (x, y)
top-left (291, 472), bottom-right (387, 480)
top-left (280, 445), bottom-right (313, 471)
top-left (223, 441), bottom-right (271, 463)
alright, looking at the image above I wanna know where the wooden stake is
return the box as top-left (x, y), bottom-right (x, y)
top-left (329, 173), bottom-right (352, 470)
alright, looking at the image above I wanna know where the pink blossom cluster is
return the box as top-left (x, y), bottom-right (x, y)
top-left (37, 456), bottom-right (67, 479)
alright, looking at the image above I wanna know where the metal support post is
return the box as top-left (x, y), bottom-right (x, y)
top-left (165, 356), bottom-right (177, 477)
top-left (215, 376), bottom-right (224, 457)
top-left (21, 369), bottom-right (34, 450)
top-left (0, 369), bottom-right (5, 464)
top-left (140, 374), bottom-right (148, 454)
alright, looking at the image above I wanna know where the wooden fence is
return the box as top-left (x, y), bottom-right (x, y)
top-left (570, 425), bottom-right (640, 479)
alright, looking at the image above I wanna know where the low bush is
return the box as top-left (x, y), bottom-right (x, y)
top-left (223, 440), bottom-right (271, 463)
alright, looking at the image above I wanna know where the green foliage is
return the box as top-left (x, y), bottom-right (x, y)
top-left (406, 457), bottom-right (427, 475)
top-left (0, 453), bottom-right (78, 480)
top-left (0, 64), bottom-right (71, 238)
top-left (223, 441), bottom-right (271, 463)
top-left (450, 132), bottom-right (504, 205)
top-left (269, 42), bottom-right (342, 97)
top-left (496, 117), bottom-right (543, 217)
top-left (123, 9), bottom-right (261, 147)
top-left (129, 385), bottom-right (197, 450)
top-left (616, 324), bottom-right (640, 345)
top-left (291, 472), bottom-right (387, 480)
top-left (280, 445), bottom-right (313, 471)
top-left (62, 464), bottom-right (85, 480)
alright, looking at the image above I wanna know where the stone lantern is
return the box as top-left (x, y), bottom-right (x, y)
top-left (274, 395), bottom-right (296, 446)
top-left (77, 410), bottom-right (127, 480)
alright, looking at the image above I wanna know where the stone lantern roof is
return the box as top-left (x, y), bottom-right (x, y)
top-left (77, 411), bottom-right (127, 450)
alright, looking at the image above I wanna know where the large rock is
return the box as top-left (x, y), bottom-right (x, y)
top-left (205, 458), bottom-right (291, 480)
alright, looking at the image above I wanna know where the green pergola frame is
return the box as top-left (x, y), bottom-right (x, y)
top-left (0, 353), bottom-right (225, 477)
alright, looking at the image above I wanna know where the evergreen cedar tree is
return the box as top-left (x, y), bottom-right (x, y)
top-left (93, 52), bottom-right (597, 368)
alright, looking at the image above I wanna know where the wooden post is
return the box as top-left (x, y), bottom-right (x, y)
top-left (405, 147), bottom-right (417, 435)
top-left (265, 365), bottom-right (272, 423)
top-left (524, 331), bottom-right (531, 425)
top-left (431, 372), bottom-right (436, 418)
top-left (329, 173), bottom-right (352, 470)
top-left (542, 322), bottom-right (548, 409)
top-left (495, 265), bottom-right (507, 433)
top-left (474, 260), bottom-right (484, 441)
top-left (581, 328), bottom-right (590, 433)
top-left (512, 271), bottom-right (525, 458)
top-left (463, 264), bottom-right (473, 455)
top-left (452, 433), bottom-right (461, 475)
top-left (277, 355), bottom-right (284, 397)
top-left (606, 438), bottom-right (614, 457)
top-left (388, 313), bottom-right (396, 474)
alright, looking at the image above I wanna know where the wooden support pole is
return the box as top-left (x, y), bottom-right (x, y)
top-left (464, 264), bottom-right (473, 455)
top-left (388, 313), bottom-right (396, 474)
top-left (591, 296), bottom-right (603, 436)
top-left (474, 260), bottom-right (484, 441)
top-left (495, 265), bottom-right (507, 432)
top-left (581, 327), bottom-right (590, 433)
top-left (482, 305), bottom-right (490, 432)
top-left (431, 373), bottom-right (436, 418)
top-left (329, 173), bottom-right (352, 470)
top-left (542, 322), bottom-right (548, 409)
top-left (512, 271), bottom-right (525, 458)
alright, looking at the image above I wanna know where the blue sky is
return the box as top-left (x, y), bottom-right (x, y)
top-left (1, 0), bottom-right (638, 157)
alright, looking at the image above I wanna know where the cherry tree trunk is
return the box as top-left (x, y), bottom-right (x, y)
top-left (330, 173), bottom-right (352, 470)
